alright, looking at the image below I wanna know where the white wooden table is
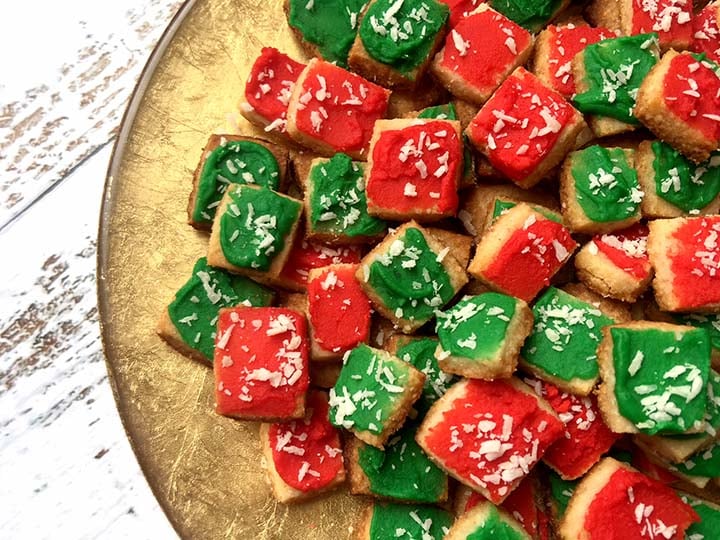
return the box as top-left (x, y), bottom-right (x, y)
top-left (1, 1), bottom-right (186, 537)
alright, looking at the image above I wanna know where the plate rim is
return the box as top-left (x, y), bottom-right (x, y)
top-left (96, 1), bottom-right (198, 537)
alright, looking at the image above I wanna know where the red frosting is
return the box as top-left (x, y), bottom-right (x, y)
top-left (543, 24), bottom-right (615, 97)
top-left (631, 447), bottom-right (680, 485)
top-left (437, 0), bottom-right (486, 27)
top-left (439, 8), bottom-right (532, 96)
top-left (214, 307), bottom-right (309, 419)
top-left (268, 391), bottom-right (344, 492)
top-left (422, 379), bottom-right (564, 504)
top-left (662, 52), bottom-right (720, 142)
top-left (307, 264), bottom-right (371, 354)
top-left (279, 236), bottom-right (361, 289)
top-left (366, 120), bottom-right (461, 216)
top-left (482, 213), bottom-right (577, 302)
top-left (528, 379), bottom-right (620, 480)
top-left (467, 68), bottom-right (579, 182)
top-left (631, 0), bottom-right (693, 48)
top-left (583, 466), bottom-right (698, 539)
top-left (693, 3), bottom-right (720, 63)
top-left (292, 59), bottom-right (389, 157)
top-left (244, 47), bottom-right (305, 133)
top-left (669, 216), bottom-right (720, 309)
top-left (594, 223), bottom-right (650, 280)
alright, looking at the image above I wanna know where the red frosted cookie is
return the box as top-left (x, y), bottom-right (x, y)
top-left (559, 457), bottom-right (699, 540)
top-left (260, 390), bottom-right (345, 502)
top-left (437, 0), bottom-right (486, 27)
top-left (631, 0), bottom-right (693, 50)
top-left (307, 263), bottom-right (372, 360)
top-left (416, 377), bottom-right (564, 504)
top-left (240, 47), bottom-right (306, 137)
top-left (214, 307), bottom-right (309, 421)
top-left (465, 67), bottom-right (586, 188)
top-left (286, 58), bottom-right (391, 160)
top-left (468, 203), bottom-right (577, 302)
top-left (365, 118), bottom-right (462, 221)
top-left (431, 5), bottom-right (534, 105)
top-left (524, 378), bottom-right (620, 480)
top-left (692, 2), bottom-right (720, 64)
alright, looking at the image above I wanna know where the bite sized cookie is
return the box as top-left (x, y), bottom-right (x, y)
top-left (465, 67), bottom-right (586, 188)
top-left (438, 0), bottom-right (485, 26)
top-left (286, 58), bottom-right (391, 160)
top-left (357, 222), bottom-right (468, 333)
top-left (284, 0), bottom-right (366, 67)
top-left (188, 135), bottom-right (288, 230)
top-left (431, 4), bottom-right (534, 106)
top-left (214, 307), bottom-right (309, 421)
top-left (207, 184), bottom-right (303, 282)
top-left (304, 153), bottom-right (387, 244)
top-left (597, 321), bottom-right (711, 435)
top-left (488, 0), bottom-right (569, 33)
top-left (484, 198), bottom-right (562, 235)
top-left (560, 145), bottom-right (643, 234)
top-left (239, 47), bottom-right (306, 138)
top-left (532, 23), bottom-right (616, 99)
top-left (158, 257), bottom-right (273, 364)
top-left (559, 457), bottom-right (699, 540)
top-left (693, 1), bottom-right (720, 64)
top-left (435, 292), bottom-right (534, 380)
top-left (346, 420), bottom-right (449, 503)
top-left (468, 203), bottom-right (577, 302)
top-left (354, 502), bottom-right (454, 540)
top-left (416, 377), bottom-right (564, 504)
top-left (525, 378), bottom-right (621, 480)
top-left (385, 76), bottom-right (450, 119)
top-left (636, 50), bottom-right (720, 164)
top-left (259, 390), bottom-right (345, 502)
top-left (636, 140), bottom-right (720, 218)
top-left (674, 313), bottom-right (720, 370)
top-left (575, 224), bottom-right (653, 303)
top-left (307, 264), bottom-right (372, 361)
top-left (445, 501), bottom-right (531, 540)
top-left (424, 227), bottom-right (473, 270)
top-left (647, 215), bottom-right (720, 312)
top-left (348, 0), bottom-right (449, 89)
top-left (328, 344), bottom-right (425, 448)
top-left (682, 493), bottom-right (720, 540)
top-left (520, 287), bottom-right (617, 396)
top-left (365, 118), bottom-right (462, 222)
top-left (572, 33), bottom-right (660, 137)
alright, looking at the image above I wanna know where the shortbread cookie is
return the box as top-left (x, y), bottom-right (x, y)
top-left (328, 344), bottom-right (425, 448)
top-left (214, 307), bottom-right (309, 421)
top-left (693, 1), bottom-right (720, 63)
top-left (435, 292), bottom-right (534, 380)
top-left (445, 501), bottom-right (531, 540)
top-left (260, 390), bottom-right (345, 502)
top-left (597, 321), bottom-right (711, 435)
top-left (424, 227), bottom-right (473, 269)
top-left (488, 0), bottom-right (569, 33)
top-left (354, 502), bottom-right (453, 540)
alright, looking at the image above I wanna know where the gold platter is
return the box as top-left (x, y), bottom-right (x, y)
top-left (98, 0), bottom-right (363, 537)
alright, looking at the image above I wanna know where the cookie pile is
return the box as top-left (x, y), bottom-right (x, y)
top-left (157, 0), bottom-right (720, 538)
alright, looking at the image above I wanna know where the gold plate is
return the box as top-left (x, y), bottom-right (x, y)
top-left (98, 1), bottom-right (364, 537)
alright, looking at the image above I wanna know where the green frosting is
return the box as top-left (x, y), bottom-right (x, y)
top-left (366, 226), bottom-right (455, 324)
top-left (396, 338), bottom-right (456, 413)
top-left (491, 199), bottom-right (562, 224)
top-left (489, 0), bottom-right (563, 32)
top-left (675, 313), bottom-right (720, 352)
top-left (418, 103), bottom-right (457, 120)
top-left (573, 34), bottom-right (659, 124)
top-left (651, 141), bottom-right (720, 213)
top-left (522, 287), bottom-right (615, 383)
top-left (166, 258), bottom-right (273, 361)
top-left (329, 344), bottom-right (412, 434)
top-left (547, 470), bottom-right (577, 518)
top-left (219, 185), bottom-right (301, 271)
top-left (308, 153), bottom-right (387, 238)
top-left (466, 504), bottom-right (527, 540)
top-left (436, 293), bottom-right (518, 361)
top-left (359, 0), bottom-right (449, 76)
top-left (571, 146), bottom-right (642, 223)
top-left (611, 326), bottom-right (710, 435)
top-left (683, 494), bottom-right (720, 539)
top-left (357, 421), bottom-right (447, 502)
top-left (192, 140), bottom-right (280, 225)
top-left (674, 439), bottom-right (720, 478)
top-left (288, 0), bottom-right (367, 67)
top-left (369, 503), bottom-right (453, 540)
top-left (666, 370), bottom-right (720, 441)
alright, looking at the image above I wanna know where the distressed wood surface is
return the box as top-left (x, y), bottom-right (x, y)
top-left (1, 1), bottom-right (186, 537)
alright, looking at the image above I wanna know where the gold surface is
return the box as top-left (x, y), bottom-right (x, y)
top-left (98, 0), bottom-right (364, 538)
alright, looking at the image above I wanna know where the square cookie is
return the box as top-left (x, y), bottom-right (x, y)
top-left (488, 0), bottom-right (569, 33)
top-left (445, 501), bottom-right (530, 540)
top-left (354, 502), bottom-right (453, 540)
top-left (693, 1), bottom-right (720, 64)
top-left (214, 307), bottom-right (309, 421)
